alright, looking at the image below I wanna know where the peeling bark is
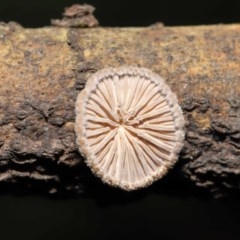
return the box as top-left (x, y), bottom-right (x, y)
top-left (0, 22), bottom-right (239, 197)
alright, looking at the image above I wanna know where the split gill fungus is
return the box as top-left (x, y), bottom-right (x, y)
top-left (75, 67), bottom-right (185, 191)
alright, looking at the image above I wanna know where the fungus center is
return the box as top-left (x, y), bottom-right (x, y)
top-left (116, 108), bottom-right (138, 128)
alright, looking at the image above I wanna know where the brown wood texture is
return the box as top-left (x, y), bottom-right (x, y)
top-left (0, 22), bottom-right (239, 197)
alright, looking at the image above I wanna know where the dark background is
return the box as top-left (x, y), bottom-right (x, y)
top-left (0, 0), bottom-right (239, 27)
top-left (1, 0), bottom-right (240, 240)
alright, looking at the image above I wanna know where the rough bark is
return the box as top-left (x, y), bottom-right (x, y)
top-left (0, 22), bottom-right (239, 198)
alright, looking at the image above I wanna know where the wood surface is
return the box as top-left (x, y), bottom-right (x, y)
top-left (0, 21), bottom-right (239, 197)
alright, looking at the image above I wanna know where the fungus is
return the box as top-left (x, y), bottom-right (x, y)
top-left (75, 67), bottom-right (185, 190)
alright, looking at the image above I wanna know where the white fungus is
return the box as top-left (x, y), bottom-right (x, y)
top-left (75, 67), bottom-right (185, 190)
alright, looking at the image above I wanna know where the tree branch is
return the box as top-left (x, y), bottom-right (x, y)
top-left (0, 21), bottom-right (239, 197)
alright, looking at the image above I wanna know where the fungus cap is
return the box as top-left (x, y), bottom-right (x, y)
top-left (75, 67), bottom-right (185, 190)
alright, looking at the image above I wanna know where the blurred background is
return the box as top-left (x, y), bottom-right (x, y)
top-left (0, 0), bottom-right (239, 27)
top-left (0, 0), bottom-right (240, 240)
